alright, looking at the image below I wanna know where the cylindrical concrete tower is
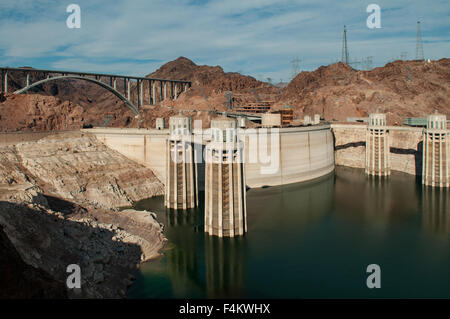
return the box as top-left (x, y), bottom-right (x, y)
top-left (366, 113), bottom-right (390, 176)
top-left (165, 115), bottom-right (198, 209)
top-left (204, 117), bottom-right (247, 237)
top-left (422, 113), bottom-right (449, 187)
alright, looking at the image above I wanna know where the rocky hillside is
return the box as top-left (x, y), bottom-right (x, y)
top-left (0, 132), bottom-right (166, 298)
top-left (148, 56), bottom-right (279, 95)
top-left (1, 57), bottom-right (449, 131)
top-left (0, 224), bottom-right (68, 298)
top-left (0, 93), bottom-right (137, 132)
top-left (146, 57), bottom-right (280, 114)
top-left (3, 69), bottom-right (137, 129)
top-left (275, 58), bottom-right (450, 125)
top-left (13, 132), bottom-right (164, 208)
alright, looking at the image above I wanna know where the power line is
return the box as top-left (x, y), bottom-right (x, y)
top-left (400, 52), bottom-right (408, 60)
top-left (348, 58), bottom-right (361, 69)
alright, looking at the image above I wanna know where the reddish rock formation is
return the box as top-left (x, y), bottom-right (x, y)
top-left (275, 58), bottom-right (450, 125)
top-left (1, 57), bottom-right (449, 131)
top-left (148, 56), bottom-right (279, 95)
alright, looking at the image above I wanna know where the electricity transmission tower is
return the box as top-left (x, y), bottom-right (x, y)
top-left (341, 25), bottom-right (349, 64)
top-left (415, 21), bottom-right (424, 60)
top-left (224, 91), bottom-right (233, 110)
top-left (290, 57), bottom-right (301, 80)
top-left (361, 56), bottom-right (373, 70)
top-left (348, 58), bottom-right (361, 69)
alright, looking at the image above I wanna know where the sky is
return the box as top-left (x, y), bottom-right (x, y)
top-left (0, 0), bottom-right (449, 82)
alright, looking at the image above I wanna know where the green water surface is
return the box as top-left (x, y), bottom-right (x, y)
top-left (127, 166), bottom-right (449, 298)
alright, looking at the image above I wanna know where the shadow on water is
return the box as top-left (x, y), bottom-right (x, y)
top-left (128, 167), bottom-right (450, 298)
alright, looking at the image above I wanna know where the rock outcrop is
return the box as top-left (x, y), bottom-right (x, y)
top-left (1, 57), bottom-right (448, 131)
top-left (0, 132), bottom-right (167, 298)
top-left (276, 59), bottom-right (450, 124)
top-left (13, 132), bottom-right (164, 208)
top-left (0, 224), bottom-right (68, 299)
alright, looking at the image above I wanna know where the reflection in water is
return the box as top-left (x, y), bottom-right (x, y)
top-left (164, 209), bottom-right (203, 297)
top-left (246, 171), bottom-right (334, 235)
top-left (334, 166), bottom-right (420, 231)
top-left (205, 236), bottom-right (246, 298)
top-left (421, 187), bottom-right (449, 238)
top-left (129, 167), bottom-right (450, 298)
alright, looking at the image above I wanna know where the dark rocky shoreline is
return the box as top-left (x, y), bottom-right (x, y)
top-left (0, 132), bottom-right (167, 298)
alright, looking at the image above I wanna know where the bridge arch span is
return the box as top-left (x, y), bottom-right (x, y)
top-left (13, 75), bottom-right (139, 116)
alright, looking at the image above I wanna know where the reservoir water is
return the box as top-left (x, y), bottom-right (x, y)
top-left (128, 166), bottom-right (450, 298)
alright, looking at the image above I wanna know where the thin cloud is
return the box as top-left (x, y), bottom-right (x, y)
top-left (0, 0), bottom-right (448, 81)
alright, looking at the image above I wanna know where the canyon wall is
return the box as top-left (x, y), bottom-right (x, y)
top-left (0, 131), bottom-right (166, 298)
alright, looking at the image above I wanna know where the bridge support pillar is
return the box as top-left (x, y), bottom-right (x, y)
top-left (164, 82), bottom-right (167, 100)
top-left (140, 80), bottom-right (144, 107)
top-left (174, 83), bottom-right (178, 100)
top-left (152, 81), bottom-right (156, 105)
top-left (4, 72), bottom-right (7, 94)
top-left (113, 78), bottom-right (117, 90)
top-left (136, 79), bottom-right (140, 109)
top-left (1, 70), bottom-right (4, 94)
top-left (25, 73), bottom-right (30, 87)
top-left (148, 81), bottom-right (153, 105)
top-left (127, 79), bottom-right (131, 100)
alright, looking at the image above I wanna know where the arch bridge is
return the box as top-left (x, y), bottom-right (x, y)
top-left (0, 67), bottom-right (191, 116)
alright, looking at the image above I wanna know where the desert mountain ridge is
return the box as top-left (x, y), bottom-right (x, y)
top-left (0, 56), bottom-right (449, 131)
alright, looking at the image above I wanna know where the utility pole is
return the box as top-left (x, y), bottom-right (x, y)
top-left (415, 21), bottom-right (424, 60)
top-left (341, 25), bottom-right (349, 64)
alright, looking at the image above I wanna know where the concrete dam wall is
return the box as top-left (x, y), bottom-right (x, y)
top-left (332, 124), bottom-right (425, 176)
top-left (243, 126), bottom-right (335, 187)
top-left (85, 125), bottom-right (335, 189)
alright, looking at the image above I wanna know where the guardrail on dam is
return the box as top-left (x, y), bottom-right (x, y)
top-left (83, 124), bottom-right (335, 189)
